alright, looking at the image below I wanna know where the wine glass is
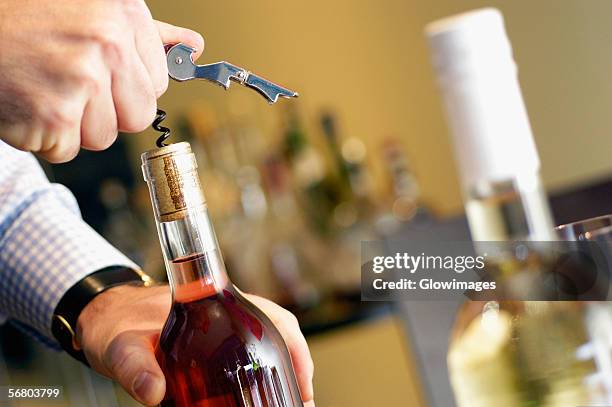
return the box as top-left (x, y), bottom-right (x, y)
top-left (555, 215), bottom-right (612, 241)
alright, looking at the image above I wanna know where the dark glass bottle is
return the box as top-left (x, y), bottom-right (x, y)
top-left (141, 142), bottom-right (303, 407)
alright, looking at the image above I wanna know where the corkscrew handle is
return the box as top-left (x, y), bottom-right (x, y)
top-left (166, 43), bottom-right (299, 104)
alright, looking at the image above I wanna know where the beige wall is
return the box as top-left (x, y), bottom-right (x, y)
top-left (144, 0), bottom-right (612, 216)
top-left (307, 316), bottom-right (426, 406)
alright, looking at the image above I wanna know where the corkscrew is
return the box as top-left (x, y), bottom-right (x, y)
top-left (152, 43), bottom-right (299, 146)
top-left (166, 43), bottom-right (298, 104)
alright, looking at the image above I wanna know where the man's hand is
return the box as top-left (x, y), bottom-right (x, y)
top-left (76, 285), bottom-right (315, 406)
top-left (0, 0), bottom-right (204, 163)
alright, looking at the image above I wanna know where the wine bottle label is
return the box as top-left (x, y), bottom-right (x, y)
top-left (141, 142), bottom-right (206, 222)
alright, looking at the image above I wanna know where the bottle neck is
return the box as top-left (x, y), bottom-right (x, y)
top-left (156, 207), bottom-right (230, 303)
top-left (141, 143), bottom-right (230, 303)
top-left (464, 173), bottom-right (556, 243)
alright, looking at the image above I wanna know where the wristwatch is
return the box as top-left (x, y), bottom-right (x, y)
top-left (51, 266), bottom-right (153, 366)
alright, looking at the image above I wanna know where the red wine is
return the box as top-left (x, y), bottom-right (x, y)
top-left (156, 254), bottom-right (300, 407)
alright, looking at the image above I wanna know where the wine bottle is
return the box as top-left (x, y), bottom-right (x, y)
top-left (319, 111), bottom-right (352, 197)
top-left (380, 137), bottom-right (423, 224)
top-left (141, 142), bottom-right (303, 407)
top-left (282, 106), bottom-right (339, 235)
top-left (427, 8), bottom-right (601, 406)
top-left (320, 111), bottom-right (376, 226)
top-left (261, 154), bottom-right (321, 309)
top-left (426, 8), bottom-right (555, 243)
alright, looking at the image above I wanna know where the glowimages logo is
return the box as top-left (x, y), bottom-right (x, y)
top-left (362, 240), bottom-right (612, 302)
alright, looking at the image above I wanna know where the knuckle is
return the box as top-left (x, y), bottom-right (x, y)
top-left (44, 103), bottom-right (80, 132)
top-left (53, 140), bottom-right (80, 163)
top-left (65, 145), bottom-right (81, 161)
top-left (45, 53), bottom-right (99, 99)
top-left (307, 354), bottom-right (315, 374)
top-left (86, 15), bottom-right (126, 65)
top-left (37, 116), bottom-right (81, 163)
top-left (101, 40), bottom-right (125, 68)
top-left (119, 0), bottom-right (148, 19)
top-left (74, 67), bottom-right (101, 96)
top-left (155, 75), bottom-right (169, 98)
top-left (118, 0), bottom-right (140, 6)
top-left (90, 15), bottom-right (119, 41)
top-left (39, 128), bottom-right (58, 155)
top-left (6, 128), bottom-right (38, 152)
top-left (20, 137), bottom-right (40, 153)
top-left (101, 128), bottom-right (119, 149)
top-left (82, 107), bottom-right (118, 151)
top-left (283, 310), bottom-right (300, 328)
top-left (41, 152), bottom-right (63, 164)
top-left (119, 100), bottom-right (155, 133)
top-left (87, 129), bottom-right (118, 151)
top-left (43, 147), bottom-right (72, 164)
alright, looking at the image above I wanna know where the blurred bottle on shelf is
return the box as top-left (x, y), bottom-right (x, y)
top-left (171, 101), bottom-right (436, 302)
top-left (340, 137), bottom-right (375, 207)
top-left (320, 111), bottom-right (377, 228)
top-left (319, 111), bottom-right (379, 295)
top-left (231, 118), bottom-right (321, 308)
top-left (185, 107), bottom-right (277, 300)
top-left (320, 111), bottom-right (352, 197)
top-left (375, 137), bottom-right (431, 237)
top-left (223, 163), bottom-right (281, 300)
top-left (261, 154), bottom-right (322, 309)
top-left (382, 138), bottom-right (420, 218)
top-left (282, 105), bottom-right (340, 236)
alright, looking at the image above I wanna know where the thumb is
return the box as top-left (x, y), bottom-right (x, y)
top-left (155, 21), bottom-right (205, 60)
top-left (103, 330), bottom-right (166, 406)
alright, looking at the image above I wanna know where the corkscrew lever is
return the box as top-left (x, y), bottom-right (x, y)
top-left (166, 43), bottom-right (298, 104)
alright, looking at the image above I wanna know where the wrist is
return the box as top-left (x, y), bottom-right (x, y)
top-left (52, 267), bottom-right (153, 366)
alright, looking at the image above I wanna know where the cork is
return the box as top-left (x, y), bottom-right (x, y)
top-left (141, 142), bottom-right (206, 222)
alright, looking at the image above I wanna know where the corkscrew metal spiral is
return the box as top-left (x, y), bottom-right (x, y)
top-left (152, 109), bottom-right (171, 147)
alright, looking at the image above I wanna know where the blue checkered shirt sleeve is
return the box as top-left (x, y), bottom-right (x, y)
top-left (0, 141), bottom-right (139, 348)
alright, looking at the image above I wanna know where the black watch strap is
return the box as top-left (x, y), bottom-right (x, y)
top-left (51, 266), bottom-right (152, 366)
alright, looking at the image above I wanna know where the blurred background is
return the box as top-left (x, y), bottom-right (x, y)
top-left (2, 0), bottom-right (612, 406)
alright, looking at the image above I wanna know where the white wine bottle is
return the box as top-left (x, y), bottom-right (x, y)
top-left (427, 8), bottom-right (600, 407)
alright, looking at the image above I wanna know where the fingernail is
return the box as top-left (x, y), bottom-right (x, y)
top-left (133, 371), bottom-right (161, 403)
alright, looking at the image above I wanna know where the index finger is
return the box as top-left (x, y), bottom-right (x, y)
top-left (132, 6), bottom-right (168, 97)
top-left (155, 21), bottom-right (205, 61)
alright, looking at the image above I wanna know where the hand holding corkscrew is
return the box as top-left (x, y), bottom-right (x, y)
top-left (154, 43), bottom-right (298, 146)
